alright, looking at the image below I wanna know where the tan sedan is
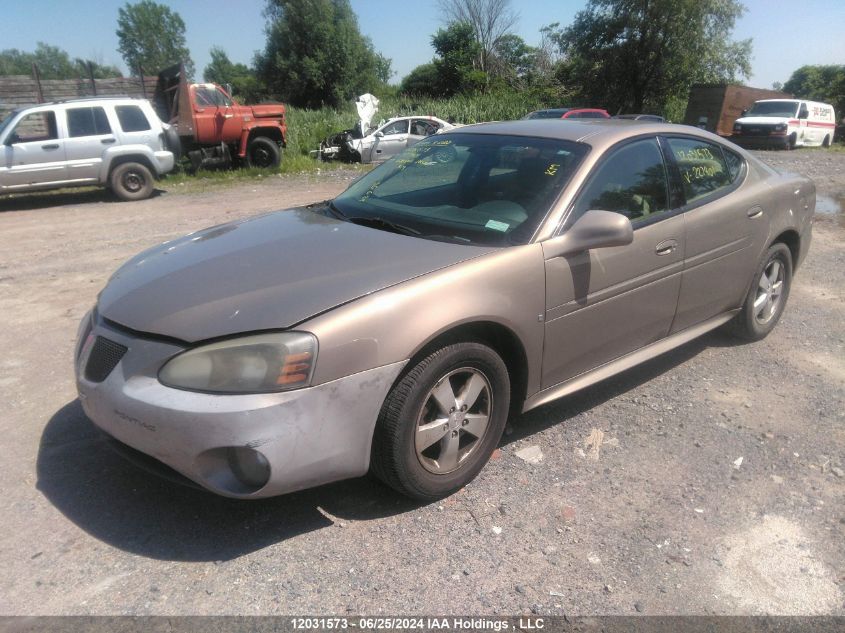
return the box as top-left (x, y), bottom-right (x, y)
top-left (75, 120), bottom-right (814, 500)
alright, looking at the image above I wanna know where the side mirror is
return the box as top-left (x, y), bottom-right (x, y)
top-left (740, 109), bottom-right (748, 117)
top-left (4, 133), bottom-right (19, 146)
top-left (798, 108), bottom-right (809, 119)
top-left (374, 131), bottom-right (384, 138)
top-left (542, 210), bottom-right (634, 259)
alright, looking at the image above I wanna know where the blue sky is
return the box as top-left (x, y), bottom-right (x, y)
top-left (2, 0), bottom-right (843, 89)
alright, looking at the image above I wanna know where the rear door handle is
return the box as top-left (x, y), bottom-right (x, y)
top-left (655, 239), bottom-right (678, 256)
top-left (747, 207), bottom-right (763, 219)
top-left (101, 138), bottom-right (116, 144)
top-left (41, 144), bottom-right (59, 150)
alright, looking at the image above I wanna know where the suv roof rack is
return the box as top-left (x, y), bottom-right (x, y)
top-left (39, 95), bottom-right (141, 107)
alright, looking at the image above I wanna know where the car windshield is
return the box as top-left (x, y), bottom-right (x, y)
top-left (524, 110), bottom-right (569, 120)
top-left (746, 101), bottom-right (798, 118)
top-left (332, 133), bottom-right (588, 246)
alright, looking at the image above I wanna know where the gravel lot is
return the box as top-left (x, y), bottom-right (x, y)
top-left (0, 150), bottom-right (843, 616)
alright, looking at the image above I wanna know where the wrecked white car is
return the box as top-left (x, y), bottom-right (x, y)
top-left (318, 94), bottom-right (455, 163)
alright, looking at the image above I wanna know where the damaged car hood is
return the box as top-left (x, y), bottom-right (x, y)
top-left (98, 207), bottom-right (493, 343)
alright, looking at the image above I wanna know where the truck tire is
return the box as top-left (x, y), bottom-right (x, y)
top-left (110, 162), bottom-right (154, 201)
top-left (246, 137), bottom-right (281, 169)
top-left (822, 134), bottom-right (831, 148)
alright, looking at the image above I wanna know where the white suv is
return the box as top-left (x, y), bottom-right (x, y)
top-left (0, 97), bottom-right (177, 201)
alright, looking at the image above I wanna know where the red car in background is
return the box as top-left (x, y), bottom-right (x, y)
top-left (523, 108), bottom-right (610, 120)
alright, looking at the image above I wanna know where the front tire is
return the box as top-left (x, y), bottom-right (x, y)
top-left (109, 162), bottom-right (154, 201)
top-left (727, 243), bottom-right (792, 341)
top-left (246, 137), bottom-right (281, 168)
top-left (370, 342), bottom-right (510, 500)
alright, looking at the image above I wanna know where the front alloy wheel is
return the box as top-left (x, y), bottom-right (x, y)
top-left (370, 342), bottom-right (510, 500)
top-left (415, 368), bottom-right (492, 474)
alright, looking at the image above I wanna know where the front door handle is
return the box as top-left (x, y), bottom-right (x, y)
top-left (747, 207), bottom-right (763, 219)
top-left (655, 239), bottom-right (677, 256)
top-left (101, 138), bottom-right (116, 144)
top-left (41, 144), bottom-right (59, 150)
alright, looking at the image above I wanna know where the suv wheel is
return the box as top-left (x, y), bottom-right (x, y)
top-left (110, 162), bottom-right (154, 201)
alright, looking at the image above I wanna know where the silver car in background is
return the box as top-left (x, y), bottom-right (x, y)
top-left (75, 120), bottom-right (813, 500)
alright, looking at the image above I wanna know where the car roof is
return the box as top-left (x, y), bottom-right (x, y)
top-left (449, 119), bottom-right (732, 151)
top-left (16, 96), bottom-right (148, 109)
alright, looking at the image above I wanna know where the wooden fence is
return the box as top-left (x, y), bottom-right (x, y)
top-left (0, 74), bottom-right (158, 118)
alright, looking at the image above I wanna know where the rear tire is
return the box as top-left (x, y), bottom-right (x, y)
top-left (727, 243), bottom-right (792, 341)
top-left (246, 137), bottom-right (281, 169)
top-left (370, 342), bottom-right (510, 501)
top-left (822, 134), bottom-right (831, 148)
top-left (109, 162), bottom-right (154, 201)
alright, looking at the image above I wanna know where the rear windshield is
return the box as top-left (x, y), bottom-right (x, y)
top-left (333, 133), bottom-right (588, 246)
top-left (746, 101), bottom-right (798, 118)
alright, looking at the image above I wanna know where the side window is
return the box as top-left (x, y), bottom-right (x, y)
top-left (67, 107), bottom-right (111, 137)
top-left (722, 147), bottom-right (744, 182)
top-left (411, 119), bottom-right (439, 137)
top-left (9, 111), bottom-right (58, 143)
top-left (667, 138), bottom-right (731, 203)
top-left (115, 106), bottom-right (151, 133)
top-left (381, 120), bottom-right (409, 136)
top-left (573, 138), bottom-right (669, 222)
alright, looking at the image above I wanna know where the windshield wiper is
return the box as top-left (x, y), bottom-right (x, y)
top-left (324, 200), bottom-right (347, 220)
top-left (347, 216), bottom-right (421, 236)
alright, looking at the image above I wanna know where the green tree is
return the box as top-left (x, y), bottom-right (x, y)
top-left (431, 22), bottom-right (485, 95)
top-left (783, 65), bottom-right (845, 120)
top-left (0, 43), bottom-right (120, 79)
top-left (550, 0), bottom-right (752, 115)
top-left (437, 0), bottom-right (518, 81)
top-left (203, 46), bottom-right (263, 102)
top-left (255, 0), bottom-right (392, 108)
top-left (399, 63), bottom-right (442, 97)
top-left (116, 0), bottom-right (194, 78)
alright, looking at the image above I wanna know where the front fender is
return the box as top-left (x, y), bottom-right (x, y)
top-left (300, 243), bottom-right (547, 399)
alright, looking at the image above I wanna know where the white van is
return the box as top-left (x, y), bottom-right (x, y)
top-left (731, 99), bottom-right (836, 149)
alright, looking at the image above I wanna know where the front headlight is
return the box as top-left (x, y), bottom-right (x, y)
top-left (159, 332), bottom-right (317, 394)
top-left (774, 123), bottom-right (787, 132)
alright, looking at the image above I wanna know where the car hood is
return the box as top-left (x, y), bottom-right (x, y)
top-left (735, 116), bottom-right (794, 125)
top-left (98, 207), bottom-right (494, 343)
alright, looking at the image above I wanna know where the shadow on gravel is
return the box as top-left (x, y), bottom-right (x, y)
top-left (0, 188), bottom-right (164, 212)
top-left (37, 400), bottom-right (421, 562)
top-left (37, 329), bottom-right (741, 562)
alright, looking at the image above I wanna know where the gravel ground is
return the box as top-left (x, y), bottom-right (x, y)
top-left (0, 151), bottom-right (843, 616)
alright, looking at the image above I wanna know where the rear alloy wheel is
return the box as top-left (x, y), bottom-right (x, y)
top-left (727, 243), bottom-right (792, 341)
top-left (370, 342), bottom-right (510, 500)
top-left (109, 162), bottom-right (154, 201)
top-left (246, 137), bottom-right (281, 169)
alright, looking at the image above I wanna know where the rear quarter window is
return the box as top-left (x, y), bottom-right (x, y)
top-left (115, 105), bottom-right (151, 133)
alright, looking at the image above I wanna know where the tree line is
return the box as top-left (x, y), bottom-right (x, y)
top-left (2, 0), bottom-right (843, 121)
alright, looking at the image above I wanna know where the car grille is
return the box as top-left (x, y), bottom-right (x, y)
top-left (84, 336), bottom-right (128, 382)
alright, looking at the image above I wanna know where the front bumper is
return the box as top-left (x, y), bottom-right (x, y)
top-left (731, 134), bottom-right (790, 149)
top-left (74, 315), bottom-right (405, 498)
